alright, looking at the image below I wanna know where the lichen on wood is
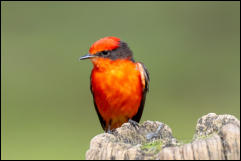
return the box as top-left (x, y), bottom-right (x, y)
top-left (86, 113), bottom-right (240, 160)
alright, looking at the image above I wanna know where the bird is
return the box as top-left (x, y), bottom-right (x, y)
top-left (80, 36), bottom-right (149, 132)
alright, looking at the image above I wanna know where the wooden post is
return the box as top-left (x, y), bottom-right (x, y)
top-left (86, 113), bottom-right (240, 160)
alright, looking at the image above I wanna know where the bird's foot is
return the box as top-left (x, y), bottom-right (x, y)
top-left (128, 119), bottom-right (140, 130)
top-left (106, 126), bottom-right (116, 134)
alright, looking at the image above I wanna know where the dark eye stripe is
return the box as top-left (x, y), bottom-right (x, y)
top-left (101, 51), bottom-right (108, 55)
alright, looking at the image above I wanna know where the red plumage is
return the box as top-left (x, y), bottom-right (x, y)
top-left (80, 37), bottom-right (149, 132)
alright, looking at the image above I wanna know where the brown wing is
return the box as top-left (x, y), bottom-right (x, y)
top-left (131, 62), bottom-right (150, 123)
top-left (90, 74), bottom-right (106, 131)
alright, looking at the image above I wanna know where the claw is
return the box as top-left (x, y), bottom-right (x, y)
top-left (128, 119), bottom-right (140, 130)
top-left (105, 124), bottom-right (116, 134)
top-left (106, 128), bottom-right (116, 134)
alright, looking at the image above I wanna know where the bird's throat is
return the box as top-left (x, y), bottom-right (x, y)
top-left (92, 58), bottom-right (134, 71)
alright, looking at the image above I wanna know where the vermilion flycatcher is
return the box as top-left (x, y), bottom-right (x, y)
top-left (80, 37), bottom-right (149, 132)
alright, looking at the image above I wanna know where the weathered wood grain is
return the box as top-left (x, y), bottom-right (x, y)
top-left (86, 113), bottom-right (240, 160)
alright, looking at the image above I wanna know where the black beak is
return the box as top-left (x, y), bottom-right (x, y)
top-left (79, 53), bottom-right (96, 60)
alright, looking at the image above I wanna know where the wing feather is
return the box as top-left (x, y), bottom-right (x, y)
top-left (90, 74), bottom-right (106, 131)
top-left (131, 62), bottom-right (150, 122)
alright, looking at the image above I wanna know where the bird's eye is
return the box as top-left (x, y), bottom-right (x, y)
top-left (101, 51), bottom-right (109, 56)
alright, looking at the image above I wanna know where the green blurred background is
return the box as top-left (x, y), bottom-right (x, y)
top-left (1, 1), bottom-right (240, 160)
